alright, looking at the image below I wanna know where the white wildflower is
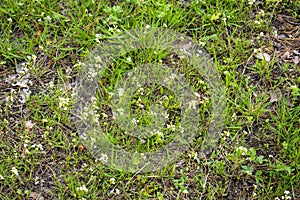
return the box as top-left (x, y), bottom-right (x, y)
top-left (221, 131), bottom-right (230, 138)
top-left (76, 185), bottom-right (88, 192)
top-left (167, 124), bottom-right (176, 131)
top-left (101, 112), bottom-right (108, 118)
top-left (34, 176), bottom-right (40, 185)
top-left (7, 18), bottom-right (13, 22)
top-left (47, 81), bottom-right (54, 88)
top-left (248, 0), bottom-right (255, 5)
top-left (44, 15), bottom-right (52, 21)
top-left (126, 57), bottom-right (132, 62)
top-left (182, 189), bottom-right (189, 194)
top-left (162, 112), bottom-right (169, 119)
top-left (115, 188), bottom-right (120, 194)
top-left (36, 144), bottom-right (43, 151)
top-left (110, 178), bottom-right (116, 184)
top-left (254, 20), bottom-right (261, 25)
top-left (284, 190), bottom-right (290, 195)
top-left (131, 118), bottom-right (139, 125)
top-left (58, 97), bottom-right (70, 110)
top-left (156, 131), bottom-right (164, 137)
top-left (237, 146), bottom-right (248, 155)
top-left (232, 113), bottom-right (237, 121)
top-left (11, 167), bottom-right (19, 176)
top-left (95, 33), bottom-right (102, 38)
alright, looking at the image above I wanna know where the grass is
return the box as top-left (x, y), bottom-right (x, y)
top-left (0, 0), bottom-right (299, 199)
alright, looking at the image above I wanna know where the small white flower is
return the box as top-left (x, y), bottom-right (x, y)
top-left (95, 34), bottom-right (102, 38)
top-left (162, 112), bottom-right (169, 119)
top-left (36, 144), bottom-right (43, 151)
top-left (26, 54), bottom-right (37, 62)
top-left (248, 0), bottom-right (255, 5)
top-left (58, 97), bottom-right (70, 110)
top-left (182, 189), bottom-right (189, 194)
top-left (137, 87), bottom-right (144, 95)
top-left (11, 167), bottom-right (19, 176)
top-left (131, 118), bottom-right (139, 125)
top-left (34, 176), bottom-right (40, 185)
top-left (47, 81), bottom-right (54, 88)
top-left (115, 188), bottom-right (120, 194)
top-left (237, 146), bottom-right (248, 155)
top-left (156, 131), bottom-right (164, 137)
top-left (7, 18), bottom-right (13, 22)
top-left (231, 113), bottom-right (237, 121)
top-left (76, 185), bottom-right (88, 192)
top-left (245, 170), bottom-right (252, 175)
top-left (167, 124), bottom-right (176, 131)
top-left (260, 32), bottom-right (264, 37)
top-left (110, 177), bottom-right (116, 184)
top-left (284, 190), bottom-right (290, 195)
top-left (126, 57), bottom-right (132, 62)
top-left (254, 20), bottom-right (261, 25)
top-left (108, 27), bottom-right (114, 32)
top-left (0, 175), bottom-right (4, 180)
top-left (222, 131), bottom-right (230, 137)
top-left (101, 112), bottom-right (108, 118)
top-left (44, 15), bottom-right (52, 21)
top-left (192, 152), bottom-right (198, 159)
top-left (145, 24), bottom-right (150, 29)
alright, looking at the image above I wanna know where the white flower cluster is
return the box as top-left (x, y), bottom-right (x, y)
top-left (58, 97), bottom-right (70, 111)
top-left (76, 185), bottom-right (88, 192)
top-left (274, 190), bottom-right (292, 200)
top-left (236, 146), bottom-right (248, 156)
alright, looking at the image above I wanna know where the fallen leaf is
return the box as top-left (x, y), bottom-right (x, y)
top-left (25, 120), bottom-right (35, 129)
top-left (255, 52), bottom-right (271, 62)
top-left (270, 88), bottom-right (282, 103)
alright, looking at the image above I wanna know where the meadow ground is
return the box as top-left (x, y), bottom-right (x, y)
top-left (0, 0), bottom-right (299, 199)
